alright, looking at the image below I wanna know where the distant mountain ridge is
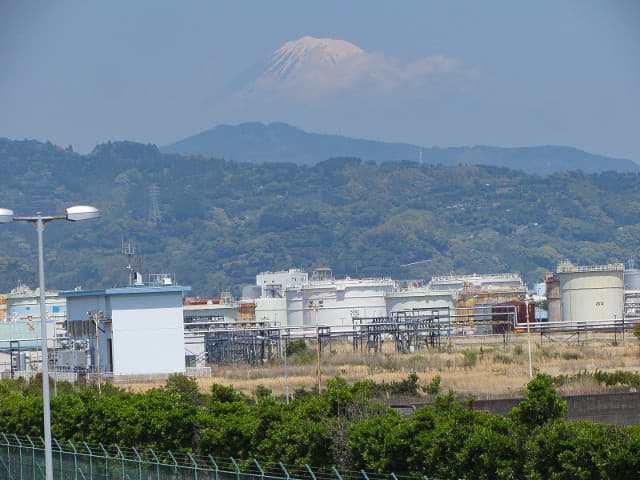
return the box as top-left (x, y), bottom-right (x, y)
top-left (4, 135), bottom-right (640, 297)
top-left (161, 122), bottom-right (639, 175)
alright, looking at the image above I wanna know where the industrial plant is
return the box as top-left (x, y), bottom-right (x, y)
top-left (1, 260), bottom-right (639, 379)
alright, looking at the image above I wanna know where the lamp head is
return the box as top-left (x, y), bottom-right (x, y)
top-left (66, 205), bottom-right (100, 222)
top-left (0, 208), bottom-right (14, 224)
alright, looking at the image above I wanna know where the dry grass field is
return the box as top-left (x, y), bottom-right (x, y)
top-left (124, 332), bottom-right (640, 399)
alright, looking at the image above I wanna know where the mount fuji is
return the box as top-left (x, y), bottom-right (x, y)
top-left (230, 36), bottom-right (465, 102)
top-left (264, 36), bottom-right (364, 82)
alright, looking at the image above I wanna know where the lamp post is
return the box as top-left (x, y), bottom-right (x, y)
top-left (308, 300), bottom-right (323, 395)
top-left (0, 205), bottom-right (99, 480)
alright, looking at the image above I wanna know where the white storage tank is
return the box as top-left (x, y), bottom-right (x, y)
top-left (556, 261), bottom-right (624, 324)
top-left (624, 269), bottom-right (640, 290)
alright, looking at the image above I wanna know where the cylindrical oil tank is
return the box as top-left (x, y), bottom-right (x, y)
top-left (625, 269), bottom-right (640, 290)
top-left (558, 268), bottom-right (624, 324)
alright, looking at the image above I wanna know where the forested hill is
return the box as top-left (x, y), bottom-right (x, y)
top-left (161, 122), bottom-right (640, 175)
top-left (2, 137), bottom-right (640, 297)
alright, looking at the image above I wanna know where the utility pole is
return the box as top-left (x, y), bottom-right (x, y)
top-left (309, 300), bottom-right (323, 395)
top-left (88, 311), bottom-right (104, 394)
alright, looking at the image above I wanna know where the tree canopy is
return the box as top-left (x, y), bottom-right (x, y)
top-left (2, 138), bottom-right (640, 296)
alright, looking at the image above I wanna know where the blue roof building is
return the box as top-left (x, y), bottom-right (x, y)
top-left (60, 285), bottom-right (190, 376)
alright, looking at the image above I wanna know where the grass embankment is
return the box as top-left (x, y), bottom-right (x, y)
top-left (124, 333), bottom-right (640, 398)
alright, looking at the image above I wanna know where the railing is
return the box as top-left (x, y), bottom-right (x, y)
top-left (0, 433), bottom-right (434, 480)
top-left (556, 262), bottom-right (625, 273)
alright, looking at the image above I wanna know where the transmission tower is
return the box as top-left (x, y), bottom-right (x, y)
top-left (148, 183), bottom-right (162, 226)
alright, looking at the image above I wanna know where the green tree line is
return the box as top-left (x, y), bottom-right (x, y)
top-left (3, 138), bottom-right (640, 296)
top-left (1, 373), bottom-right (639, 479)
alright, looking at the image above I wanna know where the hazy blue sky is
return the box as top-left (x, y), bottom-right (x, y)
top-left (1, 1), bottom-right (639, 160)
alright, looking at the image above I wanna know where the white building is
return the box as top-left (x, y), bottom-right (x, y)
top-left (286, 276), bottom-right (394, 328)
top-left (61, 285), bottom-right (190, 376)
top-left (183, 301), bottom-right (237, 324)
top-left (246, 269), bottom-right (308, 326)
top-left (1, 284), bottom-right (66, 347)
top-left (256, 269), bottom-right (308, 292)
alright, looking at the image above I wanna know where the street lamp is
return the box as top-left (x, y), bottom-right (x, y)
top-left (0, 205), bottom-right (99, 480)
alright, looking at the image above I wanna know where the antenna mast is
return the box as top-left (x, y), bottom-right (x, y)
top-left (122, 240), bottom-right (137, 286)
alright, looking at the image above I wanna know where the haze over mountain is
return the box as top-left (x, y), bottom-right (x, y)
top-left (162, 122), bottom-right (639, 175)
top-left (2, 5), bottom-right (638, 161)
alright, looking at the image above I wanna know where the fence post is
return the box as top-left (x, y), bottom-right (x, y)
top-left (67, 440), bottom-right (78, 480)
top-left (305, 464), bottom-right (317, 480)
top-left (188, 452), bottom-right (199, 480)
top-left (253, 459), bottom-right (264, 480)
top-left (168, 450), bottom-right (180, 478)
top-left (230, 457), bottom-right (241, 480)
top-left (132, 446), bottom-right (143, 480)
top-left (99, 443), bottom-right (109, 479)
top-left (208, 454), bottom-right (219, 480)
top-left (82, 442), bottom-right (93, 480)
top-left (1, 433), bottom-right (11, 480)
top-left (149, 448), bottom-right (161, 480)
top-left (115, 444), bottom-right (126, 480)
top-left (53, 437), bottom-right (63, 480)
top-left (26, 435), bottom-right (36, 480)
top-left (13, 434), bottom-right (23, 480)
top-left (332, 466), bottom-right (342, 480)
top-left (278, 461), bottom-right (290, 480)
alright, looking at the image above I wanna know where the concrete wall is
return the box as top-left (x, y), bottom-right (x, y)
top-left (390, 391), bottom-right (640, 426)
top-left (473, 391), bottom-right (640, 426)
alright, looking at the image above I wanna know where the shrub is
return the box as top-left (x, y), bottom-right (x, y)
top-left (510, 374), bottom-right (567, 428)
top-left (210, 383), bottom-right (248, 403)
top-left (163, 374), bottom-right (206, 406)
top-left (461, 350), bottom-right (478, 368)
top-left (494, 353), bottom-right (513, 364)
top-left (424, 375), bottom-right (442, 395)
top-left (561, 351), bottom-right (580, 360)
top-left (286, 339), bottom-right (308, 355)
top-left (387, 372), bottom-right (420, 396)
top-left (253, 385), bottom-right (272, 400)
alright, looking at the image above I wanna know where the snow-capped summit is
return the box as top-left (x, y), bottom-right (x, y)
top-left (231, 35), bottom-right (467, 104)
top-left (265, 36), bottom-right (364, 81)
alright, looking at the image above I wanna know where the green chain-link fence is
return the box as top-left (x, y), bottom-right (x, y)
top-left (0, 433), bottom-right (437, 480)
